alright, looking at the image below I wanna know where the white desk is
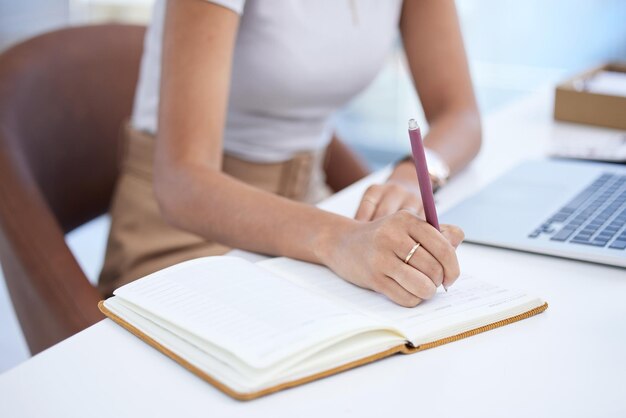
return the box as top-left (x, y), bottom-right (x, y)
top-left (1, 89), bottom-right (625, 418)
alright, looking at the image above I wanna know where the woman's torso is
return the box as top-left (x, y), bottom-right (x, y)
top-left (132, 0), bottom-right (403, 163)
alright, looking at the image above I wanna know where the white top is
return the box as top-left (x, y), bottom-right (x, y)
top-left (131, 0), bottom-right (403, 162)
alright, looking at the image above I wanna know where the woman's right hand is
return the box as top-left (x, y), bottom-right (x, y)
top-left (317, 210), bottom-right (464, 307)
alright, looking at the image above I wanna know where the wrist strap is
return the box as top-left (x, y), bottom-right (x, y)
top-left (393, 154), bottom-right (444, 193)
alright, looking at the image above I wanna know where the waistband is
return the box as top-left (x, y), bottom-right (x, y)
top-left (122, 125), bottom-right (331, 204)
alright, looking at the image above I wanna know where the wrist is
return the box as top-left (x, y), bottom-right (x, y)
top-left (391, 150), bottom-right (450, 192)
top-left (312, 214), bottom-right (357, 266)
top-left (388, 160), bottom-right (421, 192)
top-left (389, 159), bottom-right (418, 182)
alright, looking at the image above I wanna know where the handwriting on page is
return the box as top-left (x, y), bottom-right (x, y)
top-left (113, 257), bottom-right (376, 369)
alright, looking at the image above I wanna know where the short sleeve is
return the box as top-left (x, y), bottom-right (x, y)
top-left (204, 0), bottom-right (245, 15)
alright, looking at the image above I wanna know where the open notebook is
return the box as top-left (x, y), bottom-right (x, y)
top-left (100, 255), bottom-right (547, 400)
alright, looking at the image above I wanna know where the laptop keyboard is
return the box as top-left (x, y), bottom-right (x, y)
top-left (528, 172), bottom-right (626, 250)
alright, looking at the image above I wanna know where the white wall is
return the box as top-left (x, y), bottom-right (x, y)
top-left (0, 271), bottom-right (29, 373)
top-left (0, 0), bottom-right (70, 51)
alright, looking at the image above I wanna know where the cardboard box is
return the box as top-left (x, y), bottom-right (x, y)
top-left (554, 63), bottom-right (626, 130)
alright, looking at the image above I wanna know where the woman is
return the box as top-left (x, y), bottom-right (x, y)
top-left (99, 0), bottom-right (481, 307)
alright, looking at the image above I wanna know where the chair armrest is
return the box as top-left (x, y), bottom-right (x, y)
top-left (0, 149), bottom-right (103, 355)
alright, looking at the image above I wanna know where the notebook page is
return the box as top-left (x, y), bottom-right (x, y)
top-left (259, 258), bottom-right (542, 344)
top-left (112, 256), bottom-right (384, 369)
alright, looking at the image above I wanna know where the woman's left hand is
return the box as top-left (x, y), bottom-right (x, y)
top-left (355, 161), bottom-right (425, 221)
top-left (355, 181), bottom-right (423, 221)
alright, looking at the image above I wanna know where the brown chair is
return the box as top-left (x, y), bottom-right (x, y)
top-left (0, 24), bottom-right (145, 355)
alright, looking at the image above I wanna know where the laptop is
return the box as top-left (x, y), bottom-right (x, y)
top-left (440, 159), bottom-right (626, 268)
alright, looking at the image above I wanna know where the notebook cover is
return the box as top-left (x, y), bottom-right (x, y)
top-left (98, 300), bottom-right (548, 401)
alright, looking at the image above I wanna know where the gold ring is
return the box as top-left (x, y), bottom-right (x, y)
top-left (404, 242), bottom-right (421, 264)
top-left (362, 198), bottom-right (378, 205)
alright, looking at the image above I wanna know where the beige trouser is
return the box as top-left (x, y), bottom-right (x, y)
top-left (98, 126), bottom-right (332, 296)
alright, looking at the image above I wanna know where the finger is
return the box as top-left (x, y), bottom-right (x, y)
top-left (407, 221), bottom-right (460, 289)
top-left (440, 224), bottom-right (465, 248)
top-left (399, 195), bottom-right (424, 219)
top-left (372, 276), bottom-right (422, 307)
top-left (355, 185), bottom-right (384, 221)
top-left (386, 261), bottom-right (437, 300)
top-left (392, 237), bottom-right (444, 287)
top-left (372, 188), bottom-right (405, 220)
